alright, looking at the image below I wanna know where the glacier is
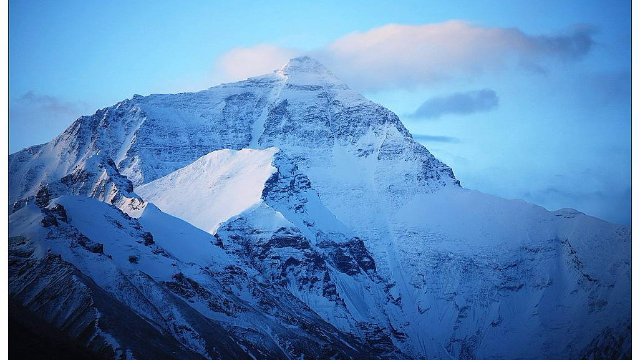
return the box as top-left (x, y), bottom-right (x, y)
top-left (8, 56), bottom-right (630, 359)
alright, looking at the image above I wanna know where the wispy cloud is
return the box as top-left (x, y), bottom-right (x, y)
top-left (214, 44), bottom-right (299, 83)
top-left (412, 134), bottom-right (460, 143)
top-left (212, 21), bottom-right (597, 90)
top-left (10, 92), bottom-right (93, 152)
top-left (16, 91), bottom-right (89, 116)
top-left (409, 89), bottom-right (499, 119)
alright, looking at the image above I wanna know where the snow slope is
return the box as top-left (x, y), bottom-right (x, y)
top-left (136, 148), bottom-right (278, 234)
top-left (131, 140), bottom-right (630, 359)
top-left (9, 194), bottom-right (376, 359)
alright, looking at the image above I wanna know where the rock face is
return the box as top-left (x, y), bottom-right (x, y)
top-left (9, 195), bottom-right (375, 360)
top-left (8, 56), bottom-right (630, 359)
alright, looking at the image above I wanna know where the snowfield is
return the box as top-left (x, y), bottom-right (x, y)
top-left (136, 148), bottom-right (279, 234)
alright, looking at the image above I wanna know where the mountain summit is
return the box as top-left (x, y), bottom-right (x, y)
top-left (9, 58), bottom-right (630, 359)
top-left (282, 55), bottom-right (328, 72)
top-left (277, 55), bottom-right (343, 85)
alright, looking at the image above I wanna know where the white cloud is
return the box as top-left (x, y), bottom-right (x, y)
top-left (213, 44), bottom-right (299, 83)
top-left (213, 21), bottom-right (596, 90)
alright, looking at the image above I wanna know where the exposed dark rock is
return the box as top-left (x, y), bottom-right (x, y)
top-left (41, 214), bottom-right (58, 228)
top-left (142, 232), bottom-right (154, 246)
top-left (319, 237), bottom-right (377, 276)
top-left (76, 235), bottom-right (104, 254)
top-left (35, 185), bottom-right (52, 208)
top-left (12, 198), bottom-right (30, 213)
top-left (49, 204), bottom-right (68, 223)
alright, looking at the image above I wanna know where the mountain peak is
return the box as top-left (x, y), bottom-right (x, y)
top-left (282, 56), bottom-right (327, 72)
top-left (278, 56), bottom-right (342, 85)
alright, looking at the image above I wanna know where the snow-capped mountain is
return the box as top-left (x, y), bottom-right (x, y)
top-left (9, 56), bottom-right (630, 359)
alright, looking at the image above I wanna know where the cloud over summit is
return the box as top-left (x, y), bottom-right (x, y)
top-left (213, 21), bottom-right (597, 90)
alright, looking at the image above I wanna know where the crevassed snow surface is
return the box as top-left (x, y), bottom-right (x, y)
top-left (136, 148), bottom-right (279, 234)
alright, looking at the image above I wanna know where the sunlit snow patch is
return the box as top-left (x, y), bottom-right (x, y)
top-left (136, 147), bottom-right (279, 234)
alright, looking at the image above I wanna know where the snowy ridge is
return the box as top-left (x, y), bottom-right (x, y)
top-left (9, 194), bottom-right (376, 359)
top-left (136, 148), bottom-right (279, 233)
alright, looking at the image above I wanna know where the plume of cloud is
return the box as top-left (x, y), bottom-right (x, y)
top-left (409, 89), bottom-right (499, 119)
top-left (214, 44), bottom-right (299, 83)
top-left (17, 91), bottom-right (89, 116)
top-left (212, 21), bottom-right (596, 90)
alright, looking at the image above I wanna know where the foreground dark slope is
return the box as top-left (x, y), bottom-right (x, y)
top-left (8, 57), bottom-right (630, 359)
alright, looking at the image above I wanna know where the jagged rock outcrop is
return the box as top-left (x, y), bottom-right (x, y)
top-left (9, 195), bottom-right (377, 359)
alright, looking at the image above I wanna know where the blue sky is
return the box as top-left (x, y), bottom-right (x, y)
top-left (9, 0), bottom-right (631, 224)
